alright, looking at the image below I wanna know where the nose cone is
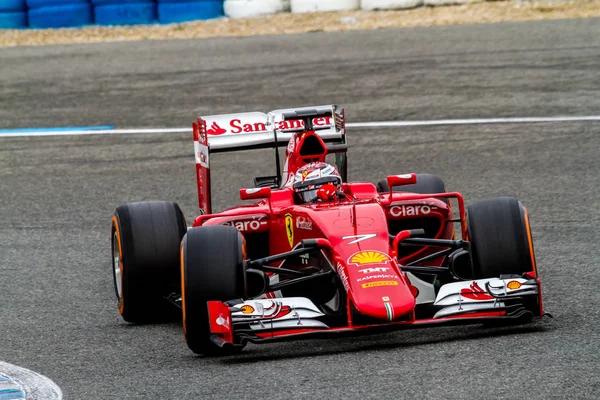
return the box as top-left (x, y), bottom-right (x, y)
top-left (311, 202), bottom-right (416, 322)
top-left (337, 249), bottom-right (416, 322)
top-left (352, 281), bottom-right (416, 322)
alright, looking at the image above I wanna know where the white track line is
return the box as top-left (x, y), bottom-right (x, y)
top-left (348, 115), bottom-right (600, 127)
top-left (0, 115), bottom-right (598, 138)
top-left (0, 127), bottom-right (189, 138)
top-left (0, 362), bottom-right (62, 400)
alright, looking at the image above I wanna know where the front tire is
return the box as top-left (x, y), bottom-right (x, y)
top-left (111, 201), bottom-right (186, 323)
top-left (181, 225), bottom-right (246, 356)
top-left (466, 196), bottom-right (537, 278)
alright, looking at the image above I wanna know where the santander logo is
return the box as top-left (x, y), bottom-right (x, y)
top-left (205, 117), bottom-right (333, 136)
top-left (207, 122), bottom-right (227, 135)
top-left (460, 282), bottom-right (493, 300)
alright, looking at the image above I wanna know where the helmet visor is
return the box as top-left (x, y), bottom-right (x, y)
top-left (293, 175), bottom-right (341, 203)
top-left (299, 188), bottom-right (318, 203)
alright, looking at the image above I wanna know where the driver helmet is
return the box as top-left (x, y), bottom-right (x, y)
top-left (293, 162), bottom-right (342, 203)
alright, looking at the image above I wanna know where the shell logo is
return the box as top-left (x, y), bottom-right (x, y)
top-left (240, 305), bottom-right (255, 314)
top-left (506, 280), bottom-right (522, 290)
top-left (349, 251), bottom-right (391, 266)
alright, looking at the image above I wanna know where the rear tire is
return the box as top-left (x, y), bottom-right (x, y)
top-left (181, 226), bottom-right (246, 356)
top-left (466, 196), bottom-right (536, 278)
top-left (111, 201), bottom-right (186, 323)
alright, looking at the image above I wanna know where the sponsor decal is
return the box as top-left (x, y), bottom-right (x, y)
top-left (285, 214), bottom-right (294, 248)
top-left (207, 122), bottom-right (227, 135)
top-left (301, 170), bottom-right (312, 181)
top-left (357, 274), bottom-right (397, 282)
top-left (349, 251), bottom-right (391, 266)
top-left (397, 174), bottom-right (413, 179)
top-left (342, 234), bottom-right (376, 244)
top-left (296, 216), bottom-right (312, 230)
top-left (198, 152), bottom-right (208, 167)
top-left (245, 188), bottom-right (262, 194)
top-left (337, 263), bottom-right (350, 292)
top-left (215, 314), bottom-right (230, 329)
top-left (389, 204), bottom-right (436, 218)
top-left (255, 302), bottom-right (265, 313)
top-left (240, 305), bottom-right (255, 314)
top-left (311, 117), bottom-right (332, 128)
top-left (460, 281), bottom-right (493, 300)
top-left (206, 117), bottom-right (332, 136)
top-left (382, 296), bottom-right (390, 301)
top-left (362, 281), bottom-right (399, 289)
top-left (231, 119), bottom-right (267, 134)
top-left (224, 216), bottom-right (267, 232)
top-left (195, 143), bottom-right (209, 168)
top-left (507, 280), bottom-right (522, 290)
top-left (287, 137), bottom-right (295, 153)
top-left (359, 267), bottom-right (390, 274)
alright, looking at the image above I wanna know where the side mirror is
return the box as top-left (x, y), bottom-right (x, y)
top-left (253, 175), bottom-right (279, 188)
top-left (240, 187), bottom-right (272, 201)
top-left (386, 173), bottom-right (417, 189)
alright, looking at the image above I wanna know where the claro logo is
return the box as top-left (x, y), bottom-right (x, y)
top-left (389, 204), bottom-right (436, 218)
top-left (223, 216), bottom-right (268, 232)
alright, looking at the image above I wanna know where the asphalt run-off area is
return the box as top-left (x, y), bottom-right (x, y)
top-left (1, 17), bottom-right (599, 399)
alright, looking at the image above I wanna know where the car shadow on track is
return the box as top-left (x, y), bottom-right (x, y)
top-left (219, 322), bottom-right (552, 364)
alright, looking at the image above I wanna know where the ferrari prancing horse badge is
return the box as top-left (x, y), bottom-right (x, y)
top-left (285, 214), bottom-right (294, 248)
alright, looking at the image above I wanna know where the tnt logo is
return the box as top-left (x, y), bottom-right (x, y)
top-left (359, 267), bottom-right (390, 274)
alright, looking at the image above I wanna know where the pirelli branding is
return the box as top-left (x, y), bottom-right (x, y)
top-left (361, 280), bottom-right (399, 289)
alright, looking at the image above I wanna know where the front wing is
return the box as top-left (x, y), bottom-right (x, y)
top-left (206, 277), bottom-right (547, 348)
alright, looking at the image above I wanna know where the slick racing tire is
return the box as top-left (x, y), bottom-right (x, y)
top-left (376, 173), bottom-right (448, 203)
top-left (181, 226), bottom-right (246, 356)
top-left (466, 196), bottom-right (537, 279)
top-left (111, 201), bottom-right (187, 323)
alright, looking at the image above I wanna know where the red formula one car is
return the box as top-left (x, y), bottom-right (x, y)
top-left (111, 104), bottom-right (548, 356)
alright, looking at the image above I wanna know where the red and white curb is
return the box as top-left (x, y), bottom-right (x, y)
top-left (0, 362), bottom-right (62, 400)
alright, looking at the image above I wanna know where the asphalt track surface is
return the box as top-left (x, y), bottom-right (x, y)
top-left (1, 18), bottom-right (599, 399)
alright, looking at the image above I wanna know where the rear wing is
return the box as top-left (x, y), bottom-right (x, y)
top-left (196, 104), bottom-right (345, 152)
top-left (193, 105), bottom-right (346, 214)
